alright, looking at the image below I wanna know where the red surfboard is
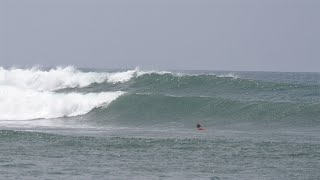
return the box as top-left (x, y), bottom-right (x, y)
top-left (197, 127), bottom-right (206, 131)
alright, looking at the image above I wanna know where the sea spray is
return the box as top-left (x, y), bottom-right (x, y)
top-left (0, 66), bottom-right (138, 91)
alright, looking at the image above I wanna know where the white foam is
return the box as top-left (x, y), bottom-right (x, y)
top-left (107, 69), bottom-right (137, 83)
top-left (0, 85), bottom-right (124, 120)
top-left (136, 70), bottom-right (239, 79)
top-left (1, 67), bottom-right (241, 92)
top-left (0, 66), bottom-right (140, 91)
top-left (0, 66), bottom-right (109, 91)
top-left (136, 70), bottom-right (172, 77)
top-left (217, 73), bottom-right (239, 79)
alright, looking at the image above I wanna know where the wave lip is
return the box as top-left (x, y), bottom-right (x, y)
top-left (0, 86), bottom-right (124, 120)
top-left (107, 69), bottom-right (137, 83)
top-left (0, 66), bottom-right (110, 91)
top-left (0, 66), bottom-right (142, 91)
top-left (0, 66), bottom-right (241, 92)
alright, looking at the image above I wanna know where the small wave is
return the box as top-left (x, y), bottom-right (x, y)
top-left (0, 86), bottom-right (124, 120)
top-left (217, 73), bottom-right (239, 79)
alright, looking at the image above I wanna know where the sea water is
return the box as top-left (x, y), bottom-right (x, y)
top-left (0, 67), bottom-right (319, 179)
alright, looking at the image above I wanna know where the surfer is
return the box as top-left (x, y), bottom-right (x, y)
top-left (196, 123), bottom-right (205, 130)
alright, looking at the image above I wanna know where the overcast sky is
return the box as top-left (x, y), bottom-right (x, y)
top-left (1, 0), bottom-right (319, 72)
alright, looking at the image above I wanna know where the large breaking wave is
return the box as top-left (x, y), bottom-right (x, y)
top-left (0, 67), bottom-right (126, 120)
top-left (0, 66), bottom-right (319, 129)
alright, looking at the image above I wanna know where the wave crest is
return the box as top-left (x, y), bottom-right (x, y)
top-left (0, 66), bottom-right (139, 91)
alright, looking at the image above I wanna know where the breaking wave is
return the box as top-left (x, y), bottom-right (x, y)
top-left (0, 66), bottom-right (319, 129)
top-left (0, 66), bottom-right (127, 120)
top-left (0, 86), bottom-right (124, 120)
top-left (0, 66), bottom-right (136, 91)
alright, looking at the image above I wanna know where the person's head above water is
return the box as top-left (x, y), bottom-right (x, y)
top-left (196, 123), bottom-right (201, 128)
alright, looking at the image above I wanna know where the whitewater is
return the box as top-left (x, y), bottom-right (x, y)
top-left (0, 67), bottom-right (132, 121)
top-left (1, 66), bottom-right (319, 179)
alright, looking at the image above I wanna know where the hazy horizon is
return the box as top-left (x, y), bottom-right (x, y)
top-left (1, 0), bottom-right (319, 72)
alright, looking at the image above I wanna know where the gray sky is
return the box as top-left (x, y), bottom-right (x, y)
top-left (1, 0), bottom-right (319, 72)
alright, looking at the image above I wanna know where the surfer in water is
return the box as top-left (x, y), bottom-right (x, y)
top-left (196, 123), bottom-right (205, 130)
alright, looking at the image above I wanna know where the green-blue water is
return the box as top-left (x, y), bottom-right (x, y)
top-left (0, 67), bottom-right (319, 179)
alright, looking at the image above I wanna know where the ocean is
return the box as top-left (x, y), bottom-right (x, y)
top-left (0, 66), bottom-right (319, 179)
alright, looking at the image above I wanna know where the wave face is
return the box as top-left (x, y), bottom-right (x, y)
top-left (0, 66), bottom-right (319, 129)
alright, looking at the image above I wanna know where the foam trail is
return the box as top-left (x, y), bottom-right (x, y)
top-left (0, 86), bottom-right (124, 120)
